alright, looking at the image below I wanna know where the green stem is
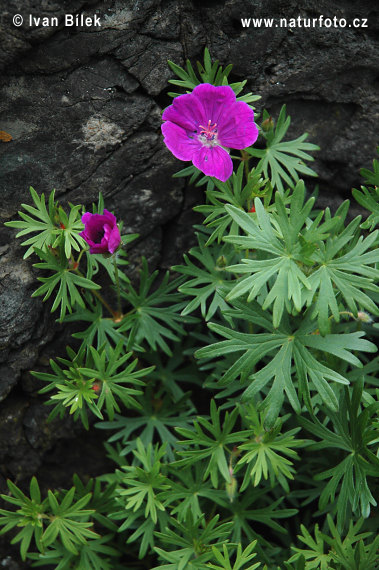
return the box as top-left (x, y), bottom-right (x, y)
top-left (240, 150), bottom-right (250, 183)
top-left (74, 268), bottom-right (117, 319)
top-left (113, 255), bottom-right (122, 316)
top-left (76, 248), bottom-right (85, 266)
top-left (91, 289), bottom-right (117, 319)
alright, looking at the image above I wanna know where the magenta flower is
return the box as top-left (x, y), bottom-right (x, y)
top-left (161, 83), bottom-right (259, 182)
top-left (80, 209), bottom-right (121, 254)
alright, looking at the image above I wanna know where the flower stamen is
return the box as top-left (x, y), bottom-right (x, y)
top-left (199, 120), bottom-right (218, 140)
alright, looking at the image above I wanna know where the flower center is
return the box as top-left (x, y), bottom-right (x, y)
top-left (199, 119), bottom-right (217, 141)
top-left (93, 229), bottom-right (105, 243)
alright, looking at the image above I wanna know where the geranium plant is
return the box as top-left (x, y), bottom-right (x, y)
top-left (1, 49), bottom-right (379, 569)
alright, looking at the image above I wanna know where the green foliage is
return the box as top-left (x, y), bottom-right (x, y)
top-left (192, 164), bottom-right (272, 245)
top-left (289, 515), bottom-right (379, 570)
top-left (159, 463), bottom-right (220, 523)
top-left (32, 245), bottom-right (100, 321)
top-left (175, 400), bottom-right (244, 487)
top-left (34, 342), bottom-right (152, 428)
top-left (304, 218), bottom-right (379, 334)
top-left (224, 183), bottom-right (315, 326)
top-left (173, 232), bottom-right (235, 322)
top-left (220, 491), bottom-right (298, 545)
top-left (154, 513), bottom-right (233, 569)
top-left (352, 149), bottom-right (379, 230)
top-left (110, 440), bottom-right (171, 558)
top-left (119, 257), bottom-right (197, 355)
top-left (28, 535), bottom-right (122, 569)
top-left (63, 297), bottom-right (129, 353)
top-left (4, 187), bottom-right (86, 259)
top-left (117, 440), bottom-right (171, 524)
top-left (0, 478), bottom-right (45, 561)
top-left (196, 301), bottom-right (376, 424)
top-left (141, 341), bottom-right (203, 399)
top-left (86, 247), bottom-right (130, 285)
top-left (0, 478), bottom-right (97, 561)
top-left (97, 388), bottom-right (195, 460)
top-left (236, 406), bottom-right (304, 491)
top-left (207, 542), bottom-right (261, 570)
top-left (167, 48), bottom-right (260, 105)
top-left (223, 188), bottom-right (379, 334)
top-left (298, 379), bottom-right (379, 530)
top-left (246, 106), bottom-right (319, 194)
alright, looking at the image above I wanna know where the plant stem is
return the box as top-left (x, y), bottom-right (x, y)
top-left (113, 255), bottom-right (123, 317)
top-left (240, 149), bottom-right (250, 183)
top-left (74, 268), bottom-right (117, 319)
top-left (91, 289), bottom-right (117, 319)
top-left (76, 248), bottom-right (85, 266)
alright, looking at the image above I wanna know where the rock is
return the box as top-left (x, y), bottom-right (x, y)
top-left (0, 244), bottom-right (45, 401)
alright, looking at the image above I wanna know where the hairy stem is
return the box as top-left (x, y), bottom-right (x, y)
top-left (74, 267), bottom-right (117, 319)
top-left (240, 149), bottom-right (250, 184)
top-left (113, 255), bottom-right (122, 317)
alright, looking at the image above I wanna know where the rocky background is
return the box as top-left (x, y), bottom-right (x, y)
top-left (0, 0), bottom-right (378, 565)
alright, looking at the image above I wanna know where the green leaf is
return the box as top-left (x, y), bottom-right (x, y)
top-left (246, 105), bottom-right (319, 193)
top-left (173, 233), bottom-right (235, 322)
top-left (298, 382), bottom-right (379, 530)
top-left (167, 48), bottom-right (260, 105)
top-left (224, 188), bottom-right (314, 327)
top-left (32, 247), bottom-right (100, 321)
top-left (207, 542), bottom-right (261, 570)
top-left (196, 302), bottom-right (374, 421)
top-left (175, 401), bottom-right (245, 487)
top-left (0, 479), bottom-right (45, 560)
top-left (237, 406), bottom-right (304, 491)
top-left (5, 187), bottom-right (85, 259)
top-left (304, 223), bottom-right (379, 333)
top-left (117, 440), bottom-right (171, 525)
top-left (154, 513), bottom-right (232, 569)
top-left (194, 165), bottom-right (271, 246)
top-left (119, 258), bottom-right (197, 355)
top-left (35, 342), bottom-right (151, 427)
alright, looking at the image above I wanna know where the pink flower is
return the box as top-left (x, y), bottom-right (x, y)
top-left (161, 83), bottom-right (259, 182)
top-left (80, 209), bottom-right (121, 254)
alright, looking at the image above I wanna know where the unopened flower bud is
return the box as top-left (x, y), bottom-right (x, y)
top-left (261, 116), bottom-right (274, 132)
top-left (226, 472), bottom-right (238, 503)
top-left (47, 245), bottom-right (59, 257)
top-left (231, 446), bottom-right (240, 459)
top-left (216, 255), bottom-right (227, 270)
top-left (357, 311), bottom-right (373, 323)
top-left (91, 381), bottom-right (102, 393)
top-left (68, 259), bottom-right (79, 270)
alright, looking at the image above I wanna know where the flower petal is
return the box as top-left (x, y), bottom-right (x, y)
top-left (107, 225), bottom-right (121, 254)
top-left (162, 92), bottom-right (206, 131)
top-left (81, 212), bottom-right (93, 225)
top-left (218, 101), bottom-right (259, 149)
top-left (80, 210), bottom-right (120, 255)
top-left (89, 243), bottom-right (107, 254)
top-left (161, 121), bottom-right (201, 161)
top-left (192, 83), bottom-right (236, 126)
top-left (192, 145), bottom-right (233, 182)
top-left (102, 209), bottom-right (117, 226)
